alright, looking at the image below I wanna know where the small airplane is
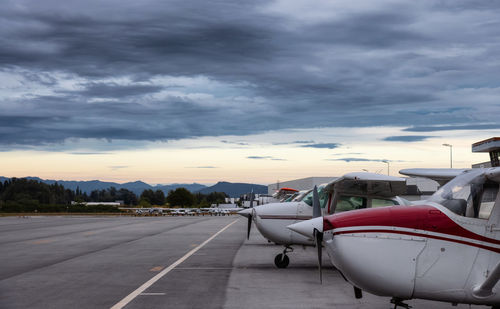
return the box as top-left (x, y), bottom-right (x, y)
top-left (272, 187), bottom-right (300, 202)
top-left (239, 173), bottom-right (412, 268)
top-left (289, 167), bottom-right (500, 308)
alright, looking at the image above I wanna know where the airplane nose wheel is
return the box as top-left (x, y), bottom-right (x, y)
top-left (274, 246), bottom-right (293, 268)
top-left (390, 298), bottom-right (412, 309)
top-left (274, 254), bottom-right (289, 268)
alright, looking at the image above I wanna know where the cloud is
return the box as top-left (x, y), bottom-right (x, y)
top-left (186, 166), bottom-right (218, 169)
top-left (327, 158), bottom-right (405, 163)
top-left (403, 124), bottom-right (500, 132)
top-left (331, 152), bottom-right (364, 156)
top-left (383, 135), bottom-right (434, 142)
top-left (247, 156), bottom-right (286, 161)
top-left (221, 140), bottom-right (249, 146)
top-left (272, 140), bottom-right (315, 145)
top-left (71, 82), bottom-right (164, 98)
top-left (70, 152), bottom-right (112, 155)
top-left (108, 165), bottom-right (128, 170)
top-left (301, 143), bottom-right (341, 149)
top-left (0, 1), bottom-right (499, 148)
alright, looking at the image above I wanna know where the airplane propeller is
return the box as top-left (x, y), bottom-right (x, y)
top-left (247, 190), bottom-right (254, 240)
top-left (247, 214), bottom-right (252, 239)
top-left (312, 186), bottom-right (323, 283)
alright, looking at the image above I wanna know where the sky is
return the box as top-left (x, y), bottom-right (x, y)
top-left (0, 0), bottom-right (499, 185)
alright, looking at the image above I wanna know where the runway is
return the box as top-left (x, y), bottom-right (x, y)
top-left (0, 216), bottom-right (485, 308)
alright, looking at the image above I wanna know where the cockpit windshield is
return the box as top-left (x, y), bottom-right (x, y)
top-left (291, 190), bottom-right (310, 202)
top-left (302, 185), bottom-right (328, 208)
top-left (429, 169), bottom-right (498, 219)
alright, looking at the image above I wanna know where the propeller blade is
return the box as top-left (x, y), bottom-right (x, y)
top-left (314, 228), bottom-right (323, 283)
top-left (247, 214), bottom-right (252, 240)
top-left (312, 185), bottom-right (321, 218)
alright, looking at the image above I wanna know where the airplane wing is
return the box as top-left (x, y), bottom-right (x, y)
top-left (324, 172), bottom-right (407, 198)
top-left (399, 168), bottom-right (470, 186)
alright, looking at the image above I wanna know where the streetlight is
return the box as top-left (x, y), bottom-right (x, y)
top-left (442, 143), bottom-right (453, 168)
top-left (382, 160), bottom-right (390, 176)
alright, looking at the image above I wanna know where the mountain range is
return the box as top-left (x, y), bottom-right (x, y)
top-left (0, 176), bottom-right (268, 197)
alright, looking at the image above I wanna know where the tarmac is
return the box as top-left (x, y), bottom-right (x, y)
top-left (0, 215), bottom-right (488, 309)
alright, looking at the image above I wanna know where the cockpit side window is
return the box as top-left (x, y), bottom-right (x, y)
top-left (430, 169), bottom-right (499, 219)
top-left (477, 182), bottom-right (499, 219)
top-left (303, 187), bottom-right (328, 208)
top-left (461, 181), bottom-right (499, 219)
top-left (335, 196), bottom-right (367, 213)
top-left (372, 198), bottom-right (398, 208)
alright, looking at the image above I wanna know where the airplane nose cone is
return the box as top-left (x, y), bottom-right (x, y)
top-left (287, 217), bottom-right (323, 239)
top-left (238, 208), bottom-right (253, 218)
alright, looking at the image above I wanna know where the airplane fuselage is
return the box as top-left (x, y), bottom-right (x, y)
top-left (323, 203), bottom-right (500, 306)
top-left (252, 201), bottom-right (315, 246)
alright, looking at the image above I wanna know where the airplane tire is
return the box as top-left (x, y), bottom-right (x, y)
top-left (274, 254), bottom-right (289, 268)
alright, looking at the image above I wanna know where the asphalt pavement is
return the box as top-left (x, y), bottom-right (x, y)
top-left (0, 215), bottom-right (488, 309)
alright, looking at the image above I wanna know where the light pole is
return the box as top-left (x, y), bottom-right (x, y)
top-left (382, 160), bottom-right (389, 176)
top-left (442, 143), bottom-right (453, 168)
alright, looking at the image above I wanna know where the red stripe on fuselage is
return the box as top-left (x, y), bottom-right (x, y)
top-left (333, 229), bottom-right (500, 253)
top-left (324, 205), bottom-right (500, 246)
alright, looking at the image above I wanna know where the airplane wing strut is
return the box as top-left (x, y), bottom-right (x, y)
top-left (473, 261), bottom-right (500, 299)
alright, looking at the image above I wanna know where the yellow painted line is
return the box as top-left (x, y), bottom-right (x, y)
top-left (150, 266), bottom-right (164, 272)
top-left (190, 244), bottom-right (198, 247)
top-left (110, 219), bottom-right (239, 309)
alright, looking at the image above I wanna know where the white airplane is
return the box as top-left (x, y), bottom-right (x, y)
top-left (239, 173), bottom-right (412, 268)
top-left (289, 167), bottom-right (500, 308)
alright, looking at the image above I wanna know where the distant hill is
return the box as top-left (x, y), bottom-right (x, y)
top-left (0, 176), bottom-right (206, 196)
top-left (157, 183), bottom-right (207, 194)
top-left (197, 181), bottom-right (267, 197)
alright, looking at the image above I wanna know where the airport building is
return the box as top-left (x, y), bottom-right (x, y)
top-left (472, 137), bottom-right (500, 168)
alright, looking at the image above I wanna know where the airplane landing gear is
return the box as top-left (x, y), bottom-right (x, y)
top-left (274, 246), bottom-right (293, 268)
top-left (390, 298), bottom-right (412, 309)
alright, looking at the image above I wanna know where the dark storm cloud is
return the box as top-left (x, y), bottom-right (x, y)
top-left (1, 1), bottom-right (500, 148)
top-left (301, 143), bottom-right (341, 149)
top-left (383, 135), bottom-right (434, 142)
top-left (73, 82), bottom-right (164, 98)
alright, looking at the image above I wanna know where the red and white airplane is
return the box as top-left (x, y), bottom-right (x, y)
top-left (289, 167), bottom-right (500, 308)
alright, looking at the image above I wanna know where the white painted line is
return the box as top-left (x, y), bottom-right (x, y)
top-left (110, 219), bottom-right (239, 309)
top-left (175, 267), bottom-right (234, 270)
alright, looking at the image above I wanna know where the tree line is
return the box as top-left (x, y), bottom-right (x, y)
top-left (0, 178), bottom-right (229, 213)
